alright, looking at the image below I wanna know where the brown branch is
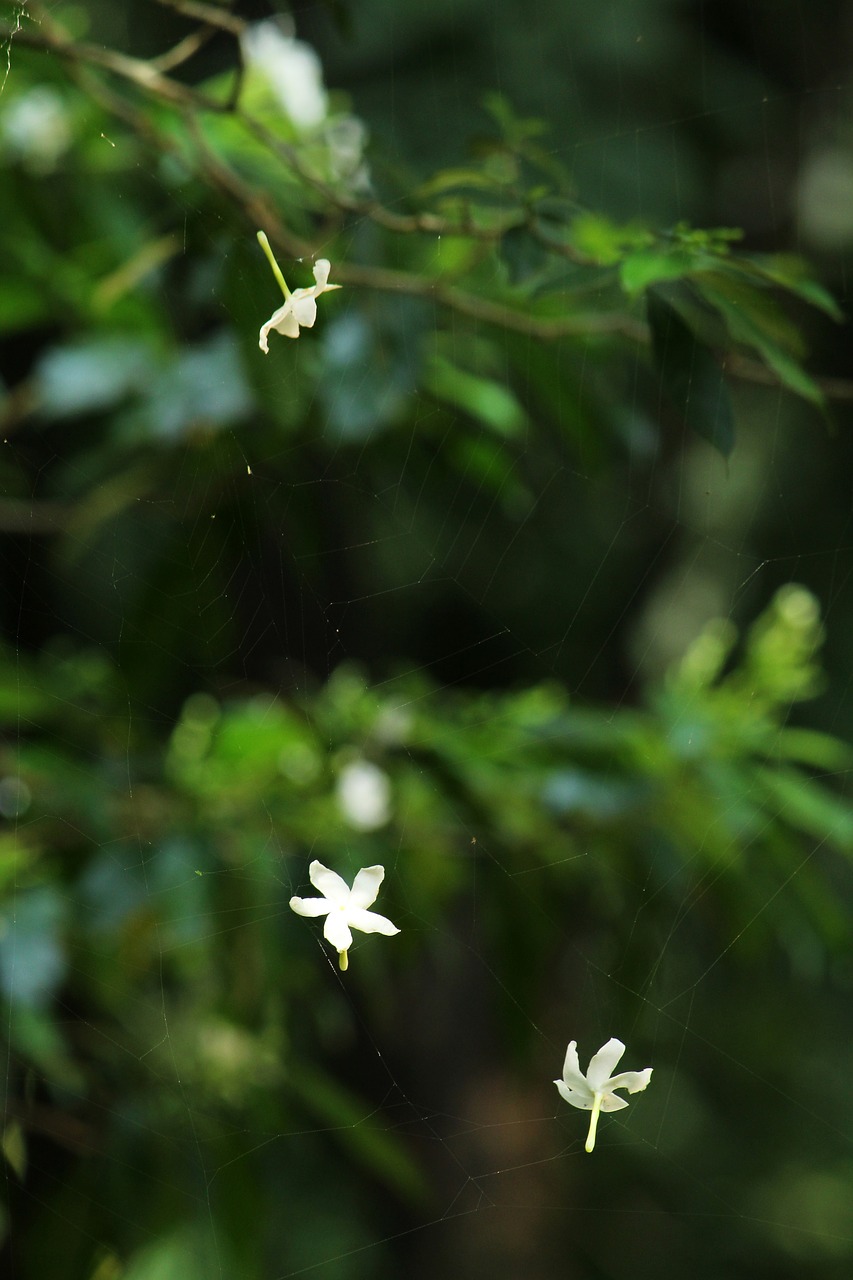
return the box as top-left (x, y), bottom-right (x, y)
top-left (2, 20), bottom-right (228, 112)
top-left (153, 0), bottom-right (245, 37)
top-left (725, 353), bottom-right (853, 403)
top-left (184, 115), bottom-right (646, 343)
top-left (8, 13), bottom-right (853, 397)
top-left (149, 25), bottom-right (216, 74)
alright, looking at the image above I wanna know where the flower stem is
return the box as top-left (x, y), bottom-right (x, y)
top-left (256, 230), bottom-right (291, 300)
top-left (339, 949), bottom-right (349, 972)
top-left (585, 1092), bottom-right (603, 1153)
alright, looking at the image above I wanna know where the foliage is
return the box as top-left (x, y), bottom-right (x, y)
top-left (1, 3), bottom-right (853, 1280)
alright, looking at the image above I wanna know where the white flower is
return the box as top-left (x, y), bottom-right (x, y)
top-left (258, 259), bottom-right (341, 352)
top-left (554, 1037), bottom-right (652, 1153)
top-left (240, 19), bottom-right (329, 129)
top-left (289, 861), bottom-right (400, 970)
top-left (336, 760), bottom-right (391, 831)
top-left (2, 86), bottom-right (71, 172)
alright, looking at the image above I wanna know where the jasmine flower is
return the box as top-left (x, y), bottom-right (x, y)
top-left (554, 1037), bottom-right (652, 1153)
top-left (289, 861), bottom-right (399, 970)
top-left (257, 231), bottom-right (340, 352)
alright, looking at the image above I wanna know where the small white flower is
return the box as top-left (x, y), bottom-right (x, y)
top-left (289, 860), bottom-right (400, 970)
top-left (336, 760), bottom-right (391, 831)
top-left (240, 19), bottom-right (329, 129)
top-left (2, 86), bottom-right (71, 172)
top-left (554, 1037), bottom-right (652, 1153)
top-left (258, 258), bottom-right (341, 352)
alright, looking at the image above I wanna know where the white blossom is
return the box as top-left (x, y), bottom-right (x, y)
top-left (2, 86), bottom-right (71, 172)
top-left (554, 1037), bottom-right (652, 1153)
top-left (258, 258), bottom-right (341, 352)
top-left (336, 760), bottom-right (391, 831)
top-left (240, 19), bottom-right (328, 129)
top-left (289, 861), bottom-right (399, 970)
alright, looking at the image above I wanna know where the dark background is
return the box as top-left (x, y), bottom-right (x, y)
top-left (1, 2), bottom-right (853, 1278)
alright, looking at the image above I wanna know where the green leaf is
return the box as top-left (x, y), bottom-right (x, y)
top-left (620, 247), bottom-right (709, 296)
top-left (733, 254), bottom-right (844, 321)
top-left (758, 766), bottom-right (853, 851)
top-left (0, 886), bottom-right (66, 1009)
top-left (569, 212), bottom-right (653, 265)
top-left (34, 338), bottom-right (156, 419)
top-left (647, 292), bottom-right (736, 457)
top-left (695, 275), bottom-right (825, 405)
top-left (1, 1122), bottom-right (26, 1180)
top-left (290, 1067), bottom-right (427, 1203)
top-left (770, 727), bottom-right (853, 770)
top-left (123, 1225), bottom-right (224, 1280)
top-left (424, 353), bottom-right (528, 437)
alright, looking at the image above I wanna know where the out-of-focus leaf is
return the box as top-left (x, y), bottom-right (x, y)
top-left (0, 886), bottom-right (66, 1009)
top-left (424, 353), bottom-right (527, 437)
top-left (319, 305), bottom-right (420, 441)
top-left (620, 246), bottom-right (708, 295)
top-left (131, 330), bottom-right (254, 440)
top-left (727, 254), bottom-right (844, 321)
top-left (34, 338), bottom-right (156, 418)
top-left (1, 1121), bottom-right (26, 1180)
top-left (648, 291), bottom-right (735, 457)
top-left (499, 224), bottom-right (550, 284)
top-left (291, 1066), bottom-right (427, 1204)
top-left (0, 278), bottom-right (50, 332)
top-left (123, 1224), bottom-right (225, 1280)
top-left (758, 766), bottom-right (853, 851)
top-left (569, 212), bottom-right (653, 265)
top-left (696, 274), bottom-right (825, 404)
top-left (771, 727), bottom-right (853, 770)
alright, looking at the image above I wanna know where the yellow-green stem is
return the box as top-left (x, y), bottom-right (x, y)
top-left (339, 949), bottom-right (349, 972)
top-left (257, 230), bottom-right (291, 299)
top-left (585, 1092), bottom-right (603, 1153)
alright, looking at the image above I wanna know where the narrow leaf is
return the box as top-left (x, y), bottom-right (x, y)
top-left (647, 292), bottom-right (736, 457)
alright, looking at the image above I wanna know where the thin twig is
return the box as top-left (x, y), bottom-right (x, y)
top-left (183, 114), bottom-right (646, 342)
top-left (6, 15), bottom-right (853, 400)
top-left (149, 25), bottom-right (216, 74)
top-left (154, 0), bottom-right (245, 37)
top-left (1, 21), bottom-right (227, 111)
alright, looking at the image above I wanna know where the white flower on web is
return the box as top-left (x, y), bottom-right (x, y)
top-left (554, 1037), bottom-right (652, 1153)
top-left (258, 258), bottom-right (341, 352)
top-left (289, 861), bottom-right (400, 971)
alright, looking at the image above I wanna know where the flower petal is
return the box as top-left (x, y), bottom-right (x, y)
top-left (606, 1067), bottom-right (653, 1095)
top-left (348, 907), bottom-right (399, 936)
top-left (290, 293), bottom-right (318, 328)
top-left (554, 1078), bottom-right (593, 1110)
top-left (586, 1038), bottom-right (626, 1090)
top-left (289, 894), bottom-right (332, 918)
top-left (349, 865), bottom-right (385, 909)
top-left (598, 1094), bottom-right (630, 1113)
top-left (561, 1041), bottom-right (589, 1094)
top-left (308, 861), bottom-right (351, 904)
top-left (323, 911), bottom-right (353, 953)
top-left (313, 259), bottom-right (332, 289)
top-left (260, 300), bottom-right (301, 352)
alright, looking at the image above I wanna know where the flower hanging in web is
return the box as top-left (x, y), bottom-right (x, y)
top-left (256, 230), bottom-right (341, 352)
top-left (289, 860), bottom-right (399, 970)
top-left (554, 1037), bottom-right (652, 1153)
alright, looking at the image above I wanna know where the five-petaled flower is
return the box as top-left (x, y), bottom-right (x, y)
top-left (257, 229), bottom-right (341, 353)
top-left (289, 860), bottom-right (399, 970)
top-left (554, 1037), bottom-right (652, 1153)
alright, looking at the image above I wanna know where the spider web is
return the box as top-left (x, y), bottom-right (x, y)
top-left (2, 3), bottom-right (853, 1279)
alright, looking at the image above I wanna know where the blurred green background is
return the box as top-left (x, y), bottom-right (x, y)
top-left (2, 1), bottom-right (853, 1277)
